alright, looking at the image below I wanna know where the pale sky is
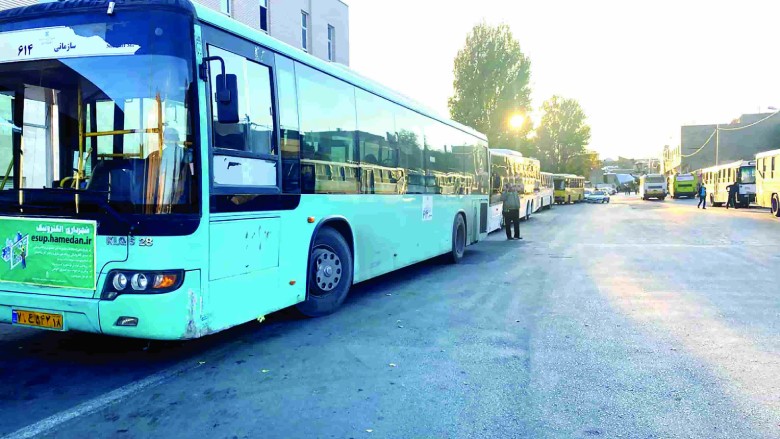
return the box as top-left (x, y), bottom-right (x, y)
top-left (347, 0), bottom-right (780, 160)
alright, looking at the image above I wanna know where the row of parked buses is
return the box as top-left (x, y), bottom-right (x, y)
top-left (486, 149), bottom-right (584, 233)
top-left (697, 153), bottom-right (780, 217)
top-left (662, 148), bottom-right (780, 218)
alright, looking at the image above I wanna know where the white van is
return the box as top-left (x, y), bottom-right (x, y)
top-left (640, 174), bottom-right (667, 200)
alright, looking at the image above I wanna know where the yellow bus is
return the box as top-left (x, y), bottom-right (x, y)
top-left (667, 173), bottom-right (697, 199)
top-left (553, 174), bottom-right (585, 204)
top-left (539, 172), bottom-right (555, 211)
top-left (700, 160), bottom-right (756, 208)
top-left (756, 149), bottom-right (780, 217)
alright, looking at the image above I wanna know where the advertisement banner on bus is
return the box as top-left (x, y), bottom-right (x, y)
top-left (0, 217), bottom-right (96, 290)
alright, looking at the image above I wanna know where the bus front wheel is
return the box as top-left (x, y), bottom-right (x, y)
top-left (448, 214), bottom-right (466, 264)
top-left (772, 194), bottom-right (780, 217)
top-left (297, 228), bottom-right (354, 317)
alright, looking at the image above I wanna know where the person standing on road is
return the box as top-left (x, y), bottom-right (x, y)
top-left (501, 183), bottom-right (522, 240)
top-left (697, 183), bottom-right (707, 209)
top-left (725, 183), bottom-right (739, 209)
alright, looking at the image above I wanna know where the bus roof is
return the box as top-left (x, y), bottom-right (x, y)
top-left (0, 0), bottom-right (487, 143)
top-left (490, 149), bottom-right (524, 157)
top-left (756, 149), bottom-right (780, 159)
top-left (191, 4), bottom-right (488, 142)
top-left (0, 0), bottom-right (196, 22)
top-left (700, 160), bottom-right (756, 173)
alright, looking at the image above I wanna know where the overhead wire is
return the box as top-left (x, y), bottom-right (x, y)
top-left (680, 129), bottom-right (716, 158)
top-left (678, 109), bottom-right (780, 158)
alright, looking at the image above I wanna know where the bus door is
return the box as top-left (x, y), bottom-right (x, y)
top-left (200, 27), bottom-right (285, 317)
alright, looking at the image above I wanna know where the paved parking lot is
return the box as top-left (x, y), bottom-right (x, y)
top-left (1, 195), bottom-right (778, 438)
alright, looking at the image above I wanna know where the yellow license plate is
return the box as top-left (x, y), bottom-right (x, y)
top-left (12, 309), bottom-right (64, 330)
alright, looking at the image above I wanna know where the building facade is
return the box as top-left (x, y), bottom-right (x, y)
top-left (0, 0), bottom-right (349, 65)
top-left (678, 112), bottom-right (780, 173)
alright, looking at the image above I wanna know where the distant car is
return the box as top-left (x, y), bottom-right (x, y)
top-left (584, 189), bottom-right (594, 199)
top-left (596, 185), bottom-right (617, 195)
top-left (587, 190), bottom-right (610, 203)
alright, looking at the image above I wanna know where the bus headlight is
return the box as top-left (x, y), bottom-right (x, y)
top-left (112, 273), bottom-right (128, 291)
top-left (130, 273), bottom-right (148, 291)
top-left (102, 270), bottom-right (184, 300)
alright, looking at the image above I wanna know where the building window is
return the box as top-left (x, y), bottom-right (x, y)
top-left (327, 25), bottom-right (335, 61)
top-left (301, 11), bottom-right (309, 52)
top-left (220, 0), bottom-right (230, 15)
top-left (259, 0), bottom-right (268, 32)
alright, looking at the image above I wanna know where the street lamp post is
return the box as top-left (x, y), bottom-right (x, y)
top-left (715, 123), bottom-right (719, 166)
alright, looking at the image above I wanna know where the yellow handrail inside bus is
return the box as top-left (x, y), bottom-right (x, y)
top-left (0, 158), bottom-right (12, 190)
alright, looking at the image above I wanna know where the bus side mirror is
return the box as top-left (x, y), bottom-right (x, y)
top-left (215, 73), bottom-right (239, 124)
top-left (201, 56), bottom-right (240, 124)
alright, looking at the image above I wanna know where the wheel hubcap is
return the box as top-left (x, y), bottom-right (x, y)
top-left (314, 249), bottom-right (342, 292)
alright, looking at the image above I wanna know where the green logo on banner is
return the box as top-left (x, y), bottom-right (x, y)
top-left (0, 217), bottom-right (96, 290)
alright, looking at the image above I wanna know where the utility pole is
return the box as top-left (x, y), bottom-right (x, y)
top-left (715, 123), bottom-right (719, 166)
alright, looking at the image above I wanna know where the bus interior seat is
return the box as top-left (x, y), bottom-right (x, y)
top-left (87, 159), bottom-right (145, 205)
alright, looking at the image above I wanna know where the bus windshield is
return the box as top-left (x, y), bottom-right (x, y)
top-left (646, 175), bottom-right (665, 184)
top-left (0, 14), bottom-right (196, 216)
top-left (739, 166), bottom-right (756, 184)
top-left (554, 179), bottom-right (566, 190)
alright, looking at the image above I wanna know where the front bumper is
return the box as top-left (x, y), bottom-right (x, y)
top-left (0, 270), bottom-right (202, 340)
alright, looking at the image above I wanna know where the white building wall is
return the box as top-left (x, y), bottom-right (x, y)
top-left (0, 0), bottom-right (350, 66)
top-left (268, 0), bottom-right (349, 65)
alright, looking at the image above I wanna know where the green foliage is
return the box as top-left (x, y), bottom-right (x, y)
top-left (534, 96), bottom-right (592, 174)
top-left (448, 23), bottom-right (532, 151)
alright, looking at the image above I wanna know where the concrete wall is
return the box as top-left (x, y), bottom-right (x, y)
top-left (0, 0), bottom-right (30, 10)
top-left (681, 113), bottom-right (780, 172)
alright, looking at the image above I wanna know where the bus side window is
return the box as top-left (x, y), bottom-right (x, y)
top-left (296, 62), bottom-right (358, 194)
top-left (276, 56), bottom-right (300, 194)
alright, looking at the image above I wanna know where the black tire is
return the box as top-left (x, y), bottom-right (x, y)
top-left (296, 227), bottom-right (353, 317)
top-left (772, 194), bottom-right (780, 217)
top-left (567, 195), bottom-right (571, 204)
top-left (448, 214), bottom-right (466, 264)
top-left (525, 202), bottom-right (531, 220)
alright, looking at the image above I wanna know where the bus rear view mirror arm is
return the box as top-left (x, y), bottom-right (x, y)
top-left (200, 56), bottom-right (240, 124)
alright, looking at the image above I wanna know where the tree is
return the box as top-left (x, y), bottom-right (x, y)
top-left (448, 23), bottom-right (532, 152)
top-left (534, 96), bottom-right (592, 174)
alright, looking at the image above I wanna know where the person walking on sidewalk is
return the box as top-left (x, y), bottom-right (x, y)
top-left (697, 183), bottom-right (707, 209)
top-left (501, 183), bottom-right (522, 240)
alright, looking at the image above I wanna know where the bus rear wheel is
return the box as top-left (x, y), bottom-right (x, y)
top-left (448, 214), bottom-right (466, 264)
top-left (296, 228), bottom-right (353, 317)
top-left (525, 202), bottom-right (531, 220)
top-left (772, 194), bottom-right (780, 217)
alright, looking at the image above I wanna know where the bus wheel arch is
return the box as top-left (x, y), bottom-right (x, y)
top-left (297, 219), bottom-right (355, 317)
top-left (772, 193), bottom-right (780, 217)
top-left (448, 212), bottom-right (467, 264)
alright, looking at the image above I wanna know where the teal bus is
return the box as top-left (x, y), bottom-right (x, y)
top-left (0, 0), bottom-right (490, 339)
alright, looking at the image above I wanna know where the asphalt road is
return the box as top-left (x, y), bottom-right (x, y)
top-left (1, 195), bottom-right (779, 439)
